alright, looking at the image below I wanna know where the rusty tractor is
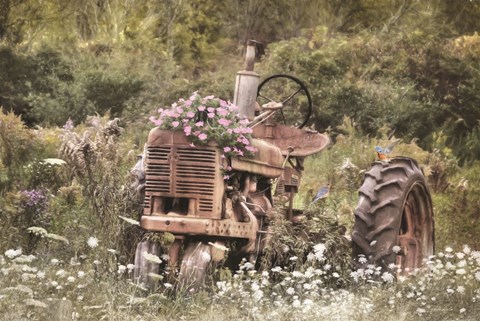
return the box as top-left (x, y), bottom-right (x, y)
top-left (132, 40), bottom-right (434, 291)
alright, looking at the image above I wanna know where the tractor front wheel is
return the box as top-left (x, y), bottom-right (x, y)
top-left (177, 241), bottom-right (213, 292)
top-left (352, 157), bottom-right (434, 273)
top-left (134, 240), bottom-right (162, 290)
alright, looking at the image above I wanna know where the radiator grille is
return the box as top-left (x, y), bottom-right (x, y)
top-left (145, 147), bottom-right (171, 194)
top-left (144, 145), bottom-right (220, 216)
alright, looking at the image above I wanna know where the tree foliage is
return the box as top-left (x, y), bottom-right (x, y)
top-left (0, 0), bottom-right (480, 161)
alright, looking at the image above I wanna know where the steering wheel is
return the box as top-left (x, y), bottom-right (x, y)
top-left (257, 74), bottom-right (313, 128)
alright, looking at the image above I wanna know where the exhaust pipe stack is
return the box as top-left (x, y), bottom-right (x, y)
top-left (233, 40), bottom-right (260, 120)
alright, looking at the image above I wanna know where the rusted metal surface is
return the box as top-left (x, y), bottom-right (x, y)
top-left (252, 123), bottom-right (330, 157)
top-left (143, 129), bottom-right (224, 219)
top-left (396, 183), bottom-right (434, 272)
top-left (140, 215), bottom-right (257, 240)
top-left (230, 138), bottom-right (284, 178)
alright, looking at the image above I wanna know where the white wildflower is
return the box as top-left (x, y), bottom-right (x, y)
top-left (456, 268), bottom-right (466, 275)
top-left (5, 249), bottom-right (22, 259)
top-left (292, 271), bottom-right (303, 278)
top-left (87, 237), bottom-right (99, 248)
top-left (161, 254), bottom-right (170, 261)
top-left (286, 287), bottom-right (295, 295)
top-left (51, 281), bottom-right (58, 287)
top-left (358, 256), bottom-right (368, 264)
top-left (36, 271), bottom-right (45, 279)
top-left (457, 286), bottom-right (465, 294)
top-left (306, 252), bottom-right (316, 261)
top-left (67, 276), bottom-right (75, 283)
top-left (460, 308), bottom-right (466, 314)
top-left (456, 252), bottom-right (465, 259)
top-left (392, 245), bottom-right (401, 254)
top-left (381, 272), bottom-right (395, 283)
top-left (332, 272), bottom-right (340, 278)
top-left (164, 283), bottom-right (173, 288)
top-left (445, 246), bottom-right (453, 253)
top-left (78, 271), bottom-right (86, 278)
top-left (289, 256), bottom-right (298, 261)
top-left (416, 308), bottom-right (426, 315)
top-left (271, 266), bottom-right (282, 273)
top-left (50, 258), bottom-right (59, 265)
top-left (118, 265), bottom-right (127, 274)
top-left (127, 264), bottom-right (135, 272)
top-left (475, 271), bottom-right (480, 281)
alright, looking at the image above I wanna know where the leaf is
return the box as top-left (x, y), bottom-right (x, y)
top-left (24, 299), bottom-right (47, 308)
top-left (208, 242), bottom-right (229, 252)
top-left (45, 233), bottom-right (69, 244)
top-left (118, 215), bottom-right (140, 226)
top-left (41, 158), bottom-right (67, 165)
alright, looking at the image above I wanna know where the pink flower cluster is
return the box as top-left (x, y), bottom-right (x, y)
top-left (149, 92), bottom-right (257, 160)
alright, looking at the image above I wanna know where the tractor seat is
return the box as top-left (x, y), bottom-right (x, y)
top-left (252, 123), bottom-right (330, 157)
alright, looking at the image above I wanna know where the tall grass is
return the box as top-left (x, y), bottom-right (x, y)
top-left (2, 114), bottom-right (480, 320)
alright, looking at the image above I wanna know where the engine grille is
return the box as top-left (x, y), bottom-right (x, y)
top-left (144, 145), bottom-right (221, 218)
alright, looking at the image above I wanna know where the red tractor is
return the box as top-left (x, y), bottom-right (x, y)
top-left (132, 40), bottom-right (434, 291)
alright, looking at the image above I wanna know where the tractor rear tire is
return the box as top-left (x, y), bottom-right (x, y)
top-left (177, 241), bottom-right (212, 292)
top-left (352, 157), bottom-right (434, 273)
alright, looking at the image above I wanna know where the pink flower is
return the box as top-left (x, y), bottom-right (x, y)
top-left (223, 175), bottom-right (230, 180)
top-left (186, 111), bottom-right (195, 118)
top-left (217, 108), bottom-right (228, 116)
top-left (223, 147), bottom-right (232, 153)
top-left (189, 92), bottom-right (199, 100)
top-left (204, 95), bottom-right (215, 100)
top-left (218, 118), bottom-right (232, 126)
top-left (198, 133), bottom-right (208, 140)
top-left (176, 107), bottom-right (184, 114)
top-left (220, 100), bottom-right (228, 107)
top-left (149, 116), bottom-right (163, 126)
top-left (240, 119), bottom-right (250, 125)
top-left (184, 126), bottom-right (192, 136)
top-left (198, 106), bottom-right (206, 111)
top-left (246, 146), bottom-right (257, 153)
top-left (207, 107), bottom-right (215, 113)
top-left (207, 113), bottom-right (215, 118)
top-left (184, 100), bottom-right (192, 106)
top-left (172, 121), bottom-right (180, 128)
top-left (195, 121), bottom-right (204, 127)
